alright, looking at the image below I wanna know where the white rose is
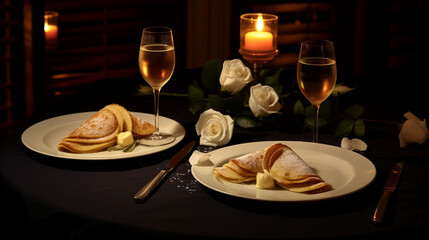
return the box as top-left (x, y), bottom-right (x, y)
top-left (195, 109), bottom-right (234, 147)
top-left (219, 59), bottom-right (253, 94)
top-left (248, 84), bottom-right (282, 117)
top-left (399, 112), bottom-right (429, 148)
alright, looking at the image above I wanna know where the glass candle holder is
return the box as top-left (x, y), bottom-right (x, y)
top-left (239, 13), bottom-right (278, 63)
top-left (44, 11), bottom-right (58, 48)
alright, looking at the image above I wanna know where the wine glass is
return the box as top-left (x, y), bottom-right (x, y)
top-left (138, 26), bottom-right (176, 146)
top-left (297, 40), bottom-right (337, 143)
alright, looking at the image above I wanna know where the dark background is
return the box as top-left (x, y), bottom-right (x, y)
top-left (1, 0), bottom-right (428, 138)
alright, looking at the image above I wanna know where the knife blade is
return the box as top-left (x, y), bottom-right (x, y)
top-left (133, 141), bottom-right (196, 202)
top-left (373, 161), bottom-right (404, 223)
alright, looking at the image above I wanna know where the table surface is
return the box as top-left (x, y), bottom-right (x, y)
top-left (1, 77), bottom-right (429, 239)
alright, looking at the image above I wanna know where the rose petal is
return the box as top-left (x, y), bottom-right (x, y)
top-left (351, 138), bottom-right (368, 151)
top-left (341, 137), bottom-right (367, 151)
top-left (340, 137), bottom-right (353, 150)
top-left (189, 150), bottom-right (213, 166)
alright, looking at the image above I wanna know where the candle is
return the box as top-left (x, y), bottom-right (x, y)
top-left (44, 11), bottom-right (58, 41)
top-left (44, 23), bottom-right (58, 40)
top-left (244, 14), bottom-right (273, 52)
top-left (244, 31), bottom-right (273, 52)
top-left (239, 13), bottom-right (278, 63)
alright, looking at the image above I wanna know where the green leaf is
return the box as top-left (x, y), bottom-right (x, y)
top-left (137, 85), bottom-right (152, 96)
top-left (332, 83), bottom-right (355, 97)
top-left (319, 99), bottom-right (331, 119)
top-left (201, 59), bottom-right (222, 91)
top-left (123, 141), bottom-right (137, 152)
top-left (293, 100), bottom-right (305, 115)
top-left (187, 85), bottom-right (204, 102)
top-left (259, 68), bottom-right (271, 77)
top-left (345, 104), bottom-right (364, 118)
top-left (304, 103), bottom-right (330, 119)
top-left (208, 94), bottom-right (225, 111)
top-left (189, 101), bottom-right (205, 115)
top-left (305, 116), bottom-right (327, 128)
top-left (305, 105), bottom-right (313, 117)
top-left (107, 141), bottom-right (138, 152)
top-left (235, 115), bottom-right (263, 128)
top-left (107, 145), bottom-right (123, 151)
top-left (225, 95), bottom-right (244, 115)
top-left (335, 118), bottom-right (354, 137)
top-left (263, 68), bottom-right (284, 95)
top-left (353, 119), bottom-right (365, 137)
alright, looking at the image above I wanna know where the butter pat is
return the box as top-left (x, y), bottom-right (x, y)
top-left (256, 170), bottom-right (275, 189)
top-left (117, 131), bottom-right (134, 147)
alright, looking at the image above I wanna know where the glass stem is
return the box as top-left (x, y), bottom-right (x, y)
top-left (153, 88), bottom-right (161, 136)
top-left (252, 63), bottom-right (262, 83)
top-left (313, 104), bottom-right (320, 143)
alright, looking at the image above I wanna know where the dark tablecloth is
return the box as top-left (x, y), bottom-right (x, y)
top-left (1, 77), bottom-right (428, 239)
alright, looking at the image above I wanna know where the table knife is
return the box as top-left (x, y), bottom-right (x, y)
top-left (373, 161), bottom-right (404, 224)
top-left (134, 141), bottom-right (196, 202)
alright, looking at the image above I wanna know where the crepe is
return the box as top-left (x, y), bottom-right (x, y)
top-left (58, 104), bottom-right (155, 153)
top-left (214, 143), bottom-right (332, 193)
top-left (213, 147), bottom-right (265, 183)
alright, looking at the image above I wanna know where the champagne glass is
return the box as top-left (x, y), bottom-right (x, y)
top-left (138, 26), bottom-right (176, 146)
top-left (297, 40), bottom-right (337, 143)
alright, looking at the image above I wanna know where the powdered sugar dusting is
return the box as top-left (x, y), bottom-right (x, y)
top-left (271, 150), bottom-right (316, 179)
top-left (233, 148), bottom-right (264, 172)
top-left (69, 109), bottom-right (118, 138)
top-left (168, 163), bottom-right (200, 194)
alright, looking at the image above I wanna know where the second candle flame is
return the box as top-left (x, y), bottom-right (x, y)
top-left (256, 14), bottom-right (264, 31)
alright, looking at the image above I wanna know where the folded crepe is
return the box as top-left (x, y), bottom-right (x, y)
top-left (214, 143), bottom-right (332, 193)
top-left (58, 104), bottom-right (155, 153)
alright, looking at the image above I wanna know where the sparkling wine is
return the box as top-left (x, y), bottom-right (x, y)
top-left (139, 44), bottom-right (175, 89)
top-left (297, 57), bottom-right (337, 105)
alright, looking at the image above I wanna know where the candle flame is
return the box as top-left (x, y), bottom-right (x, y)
top-left (44, 21), bottom-right (49, 32)
top-left (256, 14), bottom-right (264, 31)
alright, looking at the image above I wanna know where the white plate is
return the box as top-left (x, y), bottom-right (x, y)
top-left (22, 112), bottom-right (185, 160)
top-left (191, 141), bottom-right (376, 202)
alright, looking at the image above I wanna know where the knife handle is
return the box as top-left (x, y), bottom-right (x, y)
top-left (134, 169), bottom-right (169, 202)
top-left (373, 191), bottom-right (391, 223)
